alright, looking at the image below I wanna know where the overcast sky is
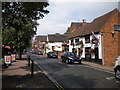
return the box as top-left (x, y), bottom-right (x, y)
top-left (36, 0), bottom-right (119, 36)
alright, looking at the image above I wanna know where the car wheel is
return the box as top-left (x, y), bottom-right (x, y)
top-left (115, 67), bottom-right (120, 80)
top-left (66, 59), bottom-right (69, 64)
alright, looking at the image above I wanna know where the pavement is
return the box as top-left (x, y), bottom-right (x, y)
top-left (82, 61), bottom-right (114, 72)
top-left (2, 54), bottom-right (57, 89)
top-left (2, 54), bottom-right (115, 89)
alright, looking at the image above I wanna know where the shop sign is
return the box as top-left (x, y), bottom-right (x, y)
top-left (84, 43), bottom-right (91, 47)
top-left (11, 54), bottom-right (16, 61)
top-left (4, 56), bottom-right (11, 64)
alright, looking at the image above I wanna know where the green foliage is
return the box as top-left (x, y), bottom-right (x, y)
top-left (2, 2), bottom-right (49, 49)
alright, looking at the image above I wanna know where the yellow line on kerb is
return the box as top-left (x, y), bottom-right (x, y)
top-left (34, 61), bottom-right (64, 90)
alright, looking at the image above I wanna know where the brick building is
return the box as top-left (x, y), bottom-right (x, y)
top-left (65, 8), bottom-right (120, 66)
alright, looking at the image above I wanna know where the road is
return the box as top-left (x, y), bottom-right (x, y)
top-left (29, 54), bottom-right (120, 88)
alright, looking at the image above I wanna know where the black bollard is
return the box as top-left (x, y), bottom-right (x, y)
top-left (28, 56), bottom-right (30, 66)
top-left (31, 60), bottom-right (34, 76)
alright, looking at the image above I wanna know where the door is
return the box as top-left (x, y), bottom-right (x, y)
top-left (85, 47), bottom-right (91, 61)
top-left (94, 47), bottom-right (99, 60)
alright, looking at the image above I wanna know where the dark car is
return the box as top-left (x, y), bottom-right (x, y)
top-left (61, 52), bottom-right (81, 64)
top-left (37, 51), bottom-right (43, 55)
top-left (47, 52), bottom-right (58, 58)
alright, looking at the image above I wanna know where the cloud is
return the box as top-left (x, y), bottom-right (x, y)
top-left (36, 1), bottom-right (118, 36)
top-left (50, 0), bottom-right (119, 2)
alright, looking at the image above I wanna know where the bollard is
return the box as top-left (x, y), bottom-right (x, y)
top-left (31, 60), bottom-right (34, 76)
top-left (28, 56), bottom-right (30, 66)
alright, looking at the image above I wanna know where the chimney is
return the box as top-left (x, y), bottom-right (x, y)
top-left (82, 19), bottom-right (87, 26)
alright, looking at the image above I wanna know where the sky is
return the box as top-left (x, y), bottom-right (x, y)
top-left (36, 0), bottom-right (119, 36)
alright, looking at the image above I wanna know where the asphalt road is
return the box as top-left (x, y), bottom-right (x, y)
top-left (29, 54), bottom-right (120, 88)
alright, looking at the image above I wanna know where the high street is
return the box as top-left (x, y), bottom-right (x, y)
top-left (29, 54), bottom-right (120, 88)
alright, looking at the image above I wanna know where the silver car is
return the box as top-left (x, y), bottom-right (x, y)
top-left (114, 56), bottom-right (120, 80)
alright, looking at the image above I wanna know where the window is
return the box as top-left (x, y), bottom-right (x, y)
top-left (114, 24), bottom-right (120, 31)
top-left (75, 38), bottom-right (79, 45)
top-left (75, 38), bottom-right (79, 43)
top-left (66, 40), bottom-right (69, 43)
top-left (85, 36), bottom-right (90, 43)
top-left (71, 39), bottom-right (73, 43)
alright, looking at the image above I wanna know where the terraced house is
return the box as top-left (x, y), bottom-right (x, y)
top-left (46, 34), bottom-right (66, 53)
top-left (34, 34), bottom-right (66, 54)
top-left (64, 8), bottom-right (120, 66)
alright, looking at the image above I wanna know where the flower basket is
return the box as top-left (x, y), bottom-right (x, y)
top-left (79, 49), bottom-right (83, 53)
top-left (62, 42), bottom-right (67, 46)
top-left (70, 42), bottom-right (74, 46)
top-left (88, 48), bottom-right (94, 53)
top-left (79, 41), bottom-right (83, 44)
top-left (74, 49), bottom-right (77, 53)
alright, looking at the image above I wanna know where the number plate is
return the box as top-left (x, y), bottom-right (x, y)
top-left (74, 62), bottom-right (79, 63)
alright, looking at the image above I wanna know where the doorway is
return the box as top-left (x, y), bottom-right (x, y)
top-left (85, 47), bottom-right (91, 61)
top-left (94, 47), bottom-right (99, 60)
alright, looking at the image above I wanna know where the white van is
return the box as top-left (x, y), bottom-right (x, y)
top-left (114, 56), bottom-right (120, 80)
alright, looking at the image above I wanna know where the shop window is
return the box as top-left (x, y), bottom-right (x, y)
top-left (85, 36), bottom-right (90, 43)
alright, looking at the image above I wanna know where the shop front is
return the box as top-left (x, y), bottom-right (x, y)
top-left (84, 46), bottom-right (102, 64)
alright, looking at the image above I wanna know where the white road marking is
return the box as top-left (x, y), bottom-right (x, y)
top-left (84, 65), bottom-right (114, 74)
top-left (116, 81), bottom-right (120, 83)
top-left (106, 77), bottom-right (115, 80)
top-left (34, 61), bottom-right (64, 90)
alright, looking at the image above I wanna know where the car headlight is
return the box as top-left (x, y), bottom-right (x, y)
top-left (68, 57), bottom-right (73, 60)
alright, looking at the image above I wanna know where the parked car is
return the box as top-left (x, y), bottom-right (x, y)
top-left (114, 56), bottom-right (120, 80)
top-left (37, 51), bottom-right (43, 55)
top-left (61, 52), bottom-right (81, 64)
top-left (30, 50), bottom-right (33, 53)
top-left (32, 50), bottom-right (36, 54)
top-left (47, 52), bottom-right (58, 58)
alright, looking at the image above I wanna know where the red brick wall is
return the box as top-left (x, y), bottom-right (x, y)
top-left (118, 13), bottom-right (120, 56)
top-left (118, 31), bottom-right (120, 56)
top-left (102, 10), bottom-right (120, 66)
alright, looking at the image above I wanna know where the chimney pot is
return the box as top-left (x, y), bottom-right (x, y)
top-left (82, 19), bottom-right (86, 26)
top-left (83, 19), bottom-right (86, 22)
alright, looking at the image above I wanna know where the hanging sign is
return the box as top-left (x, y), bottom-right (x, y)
top-left (91, 31), bottom-right (99, 44)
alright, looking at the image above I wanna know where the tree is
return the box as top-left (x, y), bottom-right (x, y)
top-left (2, 2), bottom-right (49, 59)
top-left (64, 27), bottom-right (70, 36)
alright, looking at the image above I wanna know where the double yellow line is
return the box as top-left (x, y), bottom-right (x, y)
top-left (34, 61), bottom-right (64, 90)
